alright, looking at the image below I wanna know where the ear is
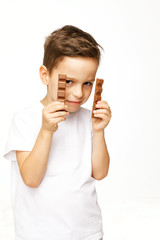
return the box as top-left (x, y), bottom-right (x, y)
top-left (39, 65), bottom-right (49, 85)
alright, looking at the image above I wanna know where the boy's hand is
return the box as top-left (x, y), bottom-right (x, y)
top-left (92, 100), bottom-right (112, 134)
top-left (41, 101), bottom-right (69, 135)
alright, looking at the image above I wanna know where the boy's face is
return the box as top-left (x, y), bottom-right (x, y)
top-left (40, 56), bottom-right (98, 112)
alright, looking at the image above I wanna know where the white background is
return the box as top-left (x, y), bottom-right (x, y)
top-left (0, 0), bottom-right (160, 239)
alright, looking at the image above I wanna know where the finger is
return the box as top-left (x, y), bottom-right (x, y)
top-left (49, 111), bottom-right (69, 118)
top-left (46, 101), bottom-right (65, 108)
top-left (47, 102), bottom-right (68, 113)
top-left (96, 101), bottom-right (111, 110)
top-left (97, 100), bottom-right (108, 104)
top-left (46, 100), bottom-right (64, 107)
top-left (93, 112), bottom-right (112, 118)
top-left (51, 116), bottom-right (67, 124)
top-left (93, 113), bottom-right (105, 118)
top-left (93, 109), bottom-right (111, 116)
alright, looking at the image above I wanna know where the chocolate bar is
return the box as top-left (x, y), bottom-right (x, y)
top-left (92, 78), bottom-right (104, 118)
top-left (57, 74), bottom-right (66, 102)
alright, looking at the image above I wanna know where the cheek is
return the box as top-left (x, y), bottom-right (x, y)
top-left (65, 87), bottom-right (70, 97)
top-left (83, 87), bottom-right (93, 99)
top-left (86, 86), bottom-right (93, 94)
top-left (65, 86), bottom-right (92, 96)
top-left (48, 82), bottom-right (57, 98)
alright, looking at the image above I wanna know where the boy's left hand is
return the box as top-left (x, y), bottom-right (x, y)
top-left (92, 100), bottom-right (112, 133)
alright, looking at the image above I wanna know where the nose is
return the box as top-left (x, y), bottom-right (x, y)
top-left (72, 85), bottom-right (83, 99)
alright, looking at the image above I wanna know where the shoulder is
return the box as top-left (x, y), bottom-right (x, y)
top-left (12, 101), bottom-right (40, 126)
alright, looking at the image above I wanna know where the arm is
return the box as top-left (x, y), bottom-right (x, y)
top-left (91, 130), bottom-right (110, 180)
top-left (17, 128), bottom-right (53, 188)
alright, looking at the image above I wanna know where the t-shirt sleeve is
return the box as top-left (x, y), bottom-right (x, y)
top-left (3, 111), bottom-right (36, 162)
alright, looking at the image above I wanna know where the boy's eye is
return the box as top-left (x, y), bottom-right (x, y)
top-left (66, 80), bottom-right (72, 84)
top-left (84, 82), bottom-right (93, 86)
top-left (66, 80), bottom-right (92, 86)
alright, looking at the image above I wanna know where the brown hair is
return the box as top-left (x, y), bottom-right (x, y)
top-left (43, 25), bottom-right (103, 76)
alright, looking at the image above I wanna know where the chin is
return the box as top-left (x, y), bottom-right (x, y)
top-left (68, 106), bottom-right (81, 112)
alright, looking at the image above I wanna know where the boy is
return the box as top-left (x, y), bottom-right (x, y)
top-left (3, 25), bottom-right (112, 240)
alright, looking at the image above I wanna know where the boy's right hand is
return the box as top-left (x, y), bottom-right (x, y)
top-left (41, 101), bottom-right (69, 135)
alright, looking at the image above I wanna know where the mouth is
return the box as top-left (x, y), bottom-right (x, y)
top-left (66, 100), bottom-right (82, 105)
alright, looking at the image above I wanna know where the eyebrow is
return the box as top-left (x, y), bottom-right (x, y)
top-left (66, 77), bottom-right (95, 82)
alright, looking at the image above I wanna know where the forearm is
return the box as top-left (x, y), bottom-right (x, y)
top-left (91, 131), bottom-right (110, 180)
top-left (21, 127), bottom-right (53, 187)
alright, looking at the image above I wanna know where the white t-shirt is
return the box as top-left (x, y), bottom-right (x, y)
top-left (3, 101), bottom-right (104, 240)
